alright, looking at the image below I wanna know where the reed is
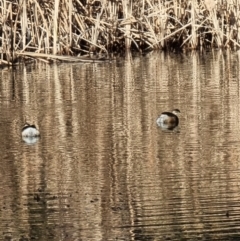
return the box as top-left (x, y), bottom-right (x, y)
top-left (1, 0), bottom-right (240, 64)
top-left (53, 0), bottom-right (59, 55)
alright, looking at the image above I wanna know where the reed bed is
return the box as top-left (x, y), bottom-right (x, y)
top-left (1, 0), bottom-right (240, 64)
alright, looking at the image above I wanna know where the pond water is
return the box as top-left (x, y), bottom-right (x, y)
top-left (0, 50), bottom-right (240, 240)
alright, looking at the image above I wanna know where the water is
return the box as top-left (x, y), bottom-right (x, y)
top-left (0, 50), bottom-right (240, 240)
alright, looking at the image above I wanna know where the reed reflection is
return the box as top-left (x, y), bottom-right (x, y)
top-left (0, 51), bottom-right (240, 240)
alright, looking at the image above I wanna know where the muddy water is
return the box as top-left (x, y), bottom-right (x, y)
top-left (0, 50), bottom-right (240, 240)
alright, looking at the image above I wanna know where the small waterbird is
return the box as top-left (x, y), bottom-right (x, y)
top-left (21, 123), bottom-right (40, 137)
top-left (156, 109), bottom-right (180, 130)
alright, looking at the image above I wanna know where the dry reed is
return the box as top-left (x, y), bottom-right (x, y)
top-left (1, 0), bottom-right (240, 64)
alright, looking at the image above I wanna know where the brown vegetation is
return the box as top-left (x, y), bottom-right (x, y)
top-left (1, 0), bottom-right (240, 64)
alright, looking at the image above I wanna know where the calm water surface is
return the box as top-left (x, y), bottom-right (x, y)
top-left (0, 51), bottom-right (240, 240)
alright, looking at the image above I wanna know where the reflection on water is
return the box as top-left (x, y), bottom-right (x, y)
top-left (0, 50), bottom-right (240, 240)
top-left (22, 135), bottom-right (40, 145)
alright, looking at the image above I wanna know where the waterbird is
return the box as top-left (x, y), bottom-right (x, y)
top-left (21, 123), bottom-right (40, 137)
top-left (156, 109), bottom-right (180, 130)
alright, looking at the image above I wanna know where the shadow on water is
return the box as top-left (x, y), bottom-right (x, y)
top-left (0, 50), bottom-right (240, 240)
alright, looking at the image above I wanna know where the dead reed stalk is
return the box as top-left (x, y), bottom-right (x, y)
top-left (1, 0), bottom-right (240, 64)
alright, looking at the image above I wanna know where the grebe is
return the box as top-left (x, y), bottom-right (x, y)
top-left (157, 109), bottom-right (180, 130)
top-left (22, 123), bottom-right (40, 137)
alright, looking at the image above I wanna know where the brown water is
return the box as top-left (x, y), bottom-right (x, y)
top-left (0, 50), bottom-right (240, 240)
